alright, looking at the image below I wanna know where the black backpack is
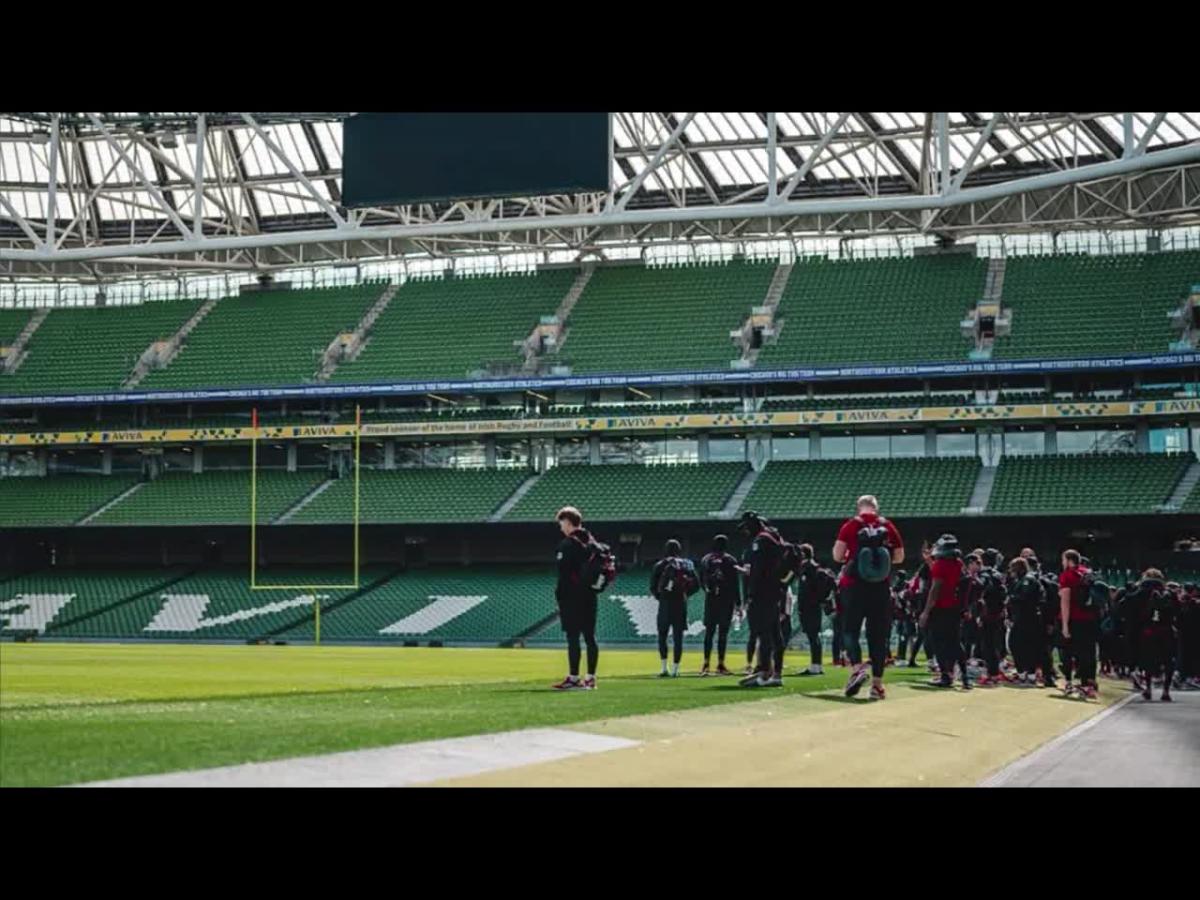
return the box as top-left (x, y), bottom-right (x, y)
top-left (701, 553), bottom-right (727, 594)
top-left (757, 528), bottom-right (801, 585)
top-left (577, 534), bottom-right (617, 593)
top-left (656, 557), bottom-right (698, 599)
top-left (980, 569), bottom-right (1007, 618)
top-left (854, 517), bottom-right (892, 583)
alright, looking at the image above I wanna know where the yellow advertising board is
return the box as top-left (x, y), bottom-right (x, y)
top-left (2, 399), bottom-right (1198, 448)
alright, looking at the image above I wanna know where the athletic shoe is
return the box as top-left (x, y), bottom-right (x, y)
top-left (658, 670), bottom-right (671, 678)
top-left (1187, 677), bottom-right (1200, 691)
top-left (959, 679), bottom-right (973, 691)
top-left (739, 671), bottom-right (764, 687)
top-left (763, 675), bottom-right (784, 687)
top-left (1062, 681), bottom-right (1074, 696)
top-left (716, 664), bottom-right (734, 676)
top-left (869, 683), bottom-right (886, 701)
top-left (894, 659), bottom-right (909, 668)
top-left (929, 677), bottom-right (954, 688)
top-left (553, 677), bottom-right (581, 691)
top-left (580, 676), bottom-right (596, 691)
top-left (1142, 685), bottom-right (1153, 701)
top-left (1161, 691), bottom-right (1173, 702)
top-left (745, 664), bottom-right (756, 676)
top-left (1132, 672), bottom-right (1145, 692)
top-left (975, 675), bottom-right (997, 687)
top-left (699, 663), bottom-right (712, 677)
top-left (802, 663), bottom-right (824, 676)
top-left (1080, 683), bottom-right (1098, 700)
top-left (844, 663), bottom-right (870, 697)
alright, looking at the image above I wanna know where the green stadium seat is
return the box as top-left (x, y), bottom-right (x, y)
top-left (743, 457), bottom-right (980, 518)
top-left (333, 270), bottom-right (576, 382)
top-left (987, 453), bottom-right (1193, 515)
top-left (506, 462), bottom-right (748, 522)
top-left (0, 474), bottom-right (140, 526)
top-left (561, 259), bottom-right (776, 374)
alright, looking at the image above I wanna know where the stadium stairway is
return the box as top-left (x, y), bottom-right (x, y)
top-left (1165, 459), bottom-right (1200, 510)
top-left (123, 295), bottom-right (223, 389)
top-left (966, 465), bottom-right (999, 514)
top-left (316, 282), bottom-right (399, 380)
top-left (715, 466), bottom-right (763, 518)
top-left (78, 481), bottom-right (147, 525)
top-left (1, 308), bottom-right (49, 374)
top-left (734, 262), bottom-right (794, 368)
top-left (274, 478), bottom-right (337, 524)
top-left (488, 472), bottom-right (544, 522)
top-left (501, 609), bottom-right (562, 648)
top-left (40, 569), bottom-right (197, 638)
top-left (260, 567), bottom-right (405, 641)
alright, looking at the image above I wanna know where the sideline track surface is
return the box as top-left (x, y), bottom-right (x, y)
top-left (81, 678), bottom-right (1125, 787)
top-left (981, 688), bottom-right (1200, 787)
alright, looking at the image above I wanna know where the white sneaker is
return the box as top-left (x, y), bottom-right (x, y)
top-left (807, 663), bottom-right (824, 675)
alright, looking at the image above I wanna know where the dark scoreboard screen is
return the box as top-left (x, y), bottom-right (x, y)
top-left (341, 112), bottom-right (611, 208)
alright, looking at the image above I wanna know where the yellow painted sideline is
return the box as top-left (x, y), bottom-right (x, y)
top-left (433, 680), bottom-right (1124, 787)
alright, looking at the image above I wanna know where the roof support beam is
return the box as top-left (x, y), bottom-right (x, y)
top-left (238, 114), bottom-right (346, 227)
top-left (85, 113), bottom-right (190, 238)
top-left (1133, 112), bottom-right (1168, 156)
top-left (612, 113), bottom-right (694, 211)
top-left (782, 112), bottom-right (851, 200)
top-left (950, 113), bottom-right (1000, 192)
top-left (8, 141), bottom-right (1197, 265)
top-left (46, 114), bottom-right (59, 248)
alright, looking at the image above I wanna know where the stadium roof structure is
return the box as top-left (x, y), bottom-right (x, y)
top-left (2, 112), bottom-right (1199, 281)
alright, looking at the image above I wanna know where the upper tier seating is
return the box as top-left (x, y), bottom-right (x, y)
top-left (756, 254), bottom-right (987, 367)
top-left (994, 250), bottom-right (1200, 360)
top-left (561, 260), bottom-right (776, 373)
top-left (141, 284), bottom-right (384, 389)
top-left (2, 300), bottom-right (201, 395)
top-left (333, 269), bottom-right (576, 382)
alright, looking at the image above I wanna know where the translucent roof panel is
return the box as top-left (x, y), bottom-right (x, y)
top-left (2, 113), bottom-right (1196, 250)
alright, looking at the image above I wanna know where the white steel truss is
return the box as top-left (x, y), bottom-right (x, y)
top-left (1, 112), bottom-right (1198, 281)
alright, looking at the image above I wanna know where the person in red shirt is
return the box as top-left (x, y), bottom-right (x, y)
top-left (1059, 549), bottom-right (1098, 698)
top-left (832, 494), bottom-right (904, 700)
top-left (919, 534), bottom-right (971, 689)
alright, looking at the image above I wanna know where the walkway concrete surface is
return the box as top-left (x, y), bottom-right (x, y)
top-left (81, 728), bottom-right (638, 787)
top-left (983, 689), bottom-right (1200, 787)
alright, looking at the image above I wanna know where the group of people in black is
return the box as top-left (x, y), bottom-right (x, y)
top-left (550, 501), bottom-right (1200, 701)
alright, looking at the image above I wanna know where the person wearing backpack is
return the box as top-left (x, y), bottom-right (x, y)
top-left (918, 535), bottom-right (972, 690)
top-left (975, 549), bottom-right (1010, 685)
top-left (832, 495), bottom-right (905, 700)
top-left (699, 534), bottom-right (742, 676)
top-left (552, 505), bottom-right (609, 691)
top-left (738, 510), bottom-right (787, 688)
top-left (650, 539), bottom-right (699, 678)
top-left (1007, 556), bottom-right (1044, 686)
top-left (1058, 549), bottom-right (1099, 699)
top-left (795, 544), bottom-right (835, 675)
top-left (1126, 569), bottom-right (1178, 702)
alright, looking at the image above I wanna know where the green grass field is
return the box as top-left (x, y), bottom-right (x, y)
top-left (0, 643), bottom-right (931, 787)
